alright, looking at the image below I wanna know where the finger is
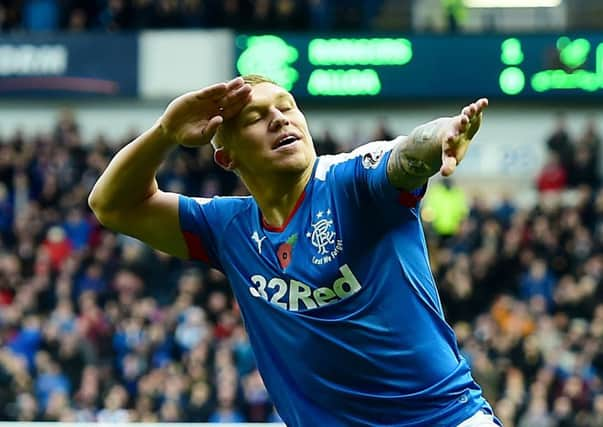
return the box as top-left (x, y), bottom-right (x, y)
top-left (221, 97), bottom-right (252, 119)
top-left (193, 82), bottom-right (228, 101)
top-left (222, 83), bottom-right (252, 107)
top-left (466, 112), bottom-right (483, 140)
top-left (445, 130), bottom-right (457, 145)
top-left (192, 115), bottom-right (223, 144)
top-left (476, 97), bottom-right (489, 109)
top-left (205, 115), bottom-right (224, 138)
top-left (458, 114), bottom-right (470, 133)
top-left (440, 155), bottom-right (457, 177)
top-left (464, 98), bottom-right (489, 118)
top-left (225, 77), bottom-right (245, 92)
top-left (220, 86), bottom-right (253, 118)
top-left (444, 115), bottom-right (468, 145)
top-left (462, 104), bottom-right (477, 118)
top-left (193, 77), bottom-right (245, 102)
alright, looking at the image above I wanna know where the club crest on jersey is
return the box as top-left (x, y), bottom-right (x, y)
top-left (306, 209), bottom-right (343, 265)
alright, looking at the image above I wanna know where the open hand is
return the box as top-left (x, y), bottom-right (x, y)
top-left (158, 77), bottom-right (252, 147)
top-left (440, 98), bottom-right (489, 176)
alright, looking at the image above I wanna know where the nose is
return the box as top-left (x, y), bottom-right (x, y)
top-left (268, 108), bottom-right (290, 132)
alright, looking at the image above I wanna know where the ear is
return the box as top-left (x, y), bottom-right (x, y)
top-left (214, 147), bottom-right (236, 171)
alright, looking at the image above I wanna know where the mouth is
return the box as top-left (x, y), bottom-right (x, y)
top-left (273, 133), bottom-right (301, 150)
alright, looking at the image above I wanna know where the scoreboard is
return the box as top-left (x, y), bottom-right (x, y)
top-left (235, 33), bottom-right (603, 100)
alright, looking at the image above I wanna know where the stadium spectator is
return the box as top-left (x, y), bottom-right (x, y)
top-left (517, 397), bottom-right (555, 427)
top-left (311, 129), bottom-right (341, 156)
top-left (422, 179), bottom-right (469, 237)
top-left (307, 0), bottom-right (331, 30)
top-left (96, 384), bottom-right (130, 422)
top-left (519, 258), bottom-right (556, 311)
top-left (272, 0), bottom-right (308, 30)
top-left (22, 0), bottom-right (60, 31)
top-left (537, 153), bottom-right (568, 192)
top-left (371, 118), bottom-right (395, 141)
top-left (573, 147), bottom-right (598, 187)
top-left (0, 0), bottom-right (392, 32)
top-left (442, 0), bottom-right (467, 32)
top-left (546, 113), bottom-right (574, 178)
top-left (247, 0), bottom-right (273, 30)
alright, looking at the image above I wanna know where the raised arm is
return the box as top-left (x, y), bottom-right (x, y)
top-left (88, 77), bottom-right (251, 258)
top-left (387, 98), bottom-right (488, 191)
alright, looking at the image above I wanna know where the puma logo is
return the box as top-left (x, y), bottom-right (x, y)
top-left (251, 231), bottom-right (267, 254)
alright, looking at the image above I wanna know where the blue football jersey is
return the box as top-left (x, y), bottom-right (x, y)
top-left (179, 140), bottom-right (494, 426)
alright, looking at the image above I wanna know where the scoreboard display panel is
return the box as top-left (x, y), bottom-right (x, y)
top-left (235, 33), bottom-right (603, 100)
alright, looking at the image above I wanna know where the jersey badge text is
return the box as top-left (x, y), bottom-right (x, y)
top-left (306, 209), bottom-right (343, 265)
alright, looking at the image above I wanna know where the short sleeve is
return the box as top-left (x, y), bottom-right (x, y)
top-left (178, 195), bottom-right (223, 270)
top-left (317, 140), bottom-right (427, 212)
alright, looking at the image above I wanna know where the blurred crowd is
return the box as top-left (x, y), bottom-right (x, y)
top-left (537, 113), bottom-right (601, 193)
top-left (427, 117), bottom-right (602, 427)
top-left (0, 110), bottom-right (601, 425)
top-left (0, 0), bottom-right (379, 32)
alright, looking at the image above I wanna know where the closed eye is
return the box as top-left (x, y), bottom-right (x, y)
top-left (243, 114), bottom-right (262, 125)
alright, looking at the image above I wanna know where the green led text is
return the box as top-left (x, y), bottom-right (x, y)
top-left (308, 38), bottom-right (412, 66)
top-left (307, 69), bottom-right (381, 96)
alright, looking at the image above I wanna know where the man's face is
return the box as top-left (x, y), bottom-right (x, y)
top-left (224, 82), bottom-right (315, 177)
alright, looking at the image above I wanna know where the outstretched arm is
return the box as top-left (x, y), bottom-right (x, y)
top-left (88, 77), bottom-right (251, 257)
top-left (387, 98), bottom-right (488, 191)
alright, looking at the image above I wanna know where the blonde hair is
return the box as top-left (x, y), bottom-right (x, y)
top-left (212, 74), bottom-right (280, 150)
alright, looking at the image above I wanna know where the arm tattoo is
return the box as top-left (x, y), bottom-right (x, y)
top-left (415, 124), bottom-right (439, 144)
top-left (388, 147), bottom-right (431, 179)
top-left (386, 119), bottom-right (446, 190)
